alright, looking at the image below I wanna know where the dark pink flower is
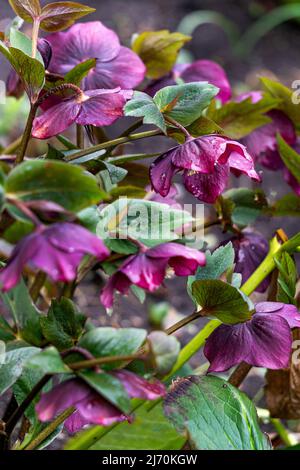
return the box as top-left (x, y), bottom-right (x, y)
top-left (36, 370), bottom-right (165, 433)
top-left (32, 87), bottom-right (129, 139)
top-left (150, 135), bottom-right (260, 203)
top-left (146, 60), bottom-right (231, 103)
top-left (230, 230), bottom-right (270, 293)
top-left (204, 302), bottom-right (300, 372)
top-left (0, 223), bottom-right (109, 291)
top-left (47, 21), bottom-right (145, 91)
top-left (101, 242), bottom-right (206, 308)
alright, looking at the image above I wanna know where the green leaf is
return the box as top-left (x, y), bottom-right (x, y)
top-left (40, 298), bottom-right (86, 351)
top-left (78, 327), bottom-right (146, 369)
top-left (25, 346), bottom-right (71, 374)
top-left (153, 82), bottom-right (219, 127)
top-left (124, 91), bottom-right (166, 133)
top-left (8, 0), bottom-right (41, 22)
top-left (194, 242), bottom-right (234, 281)
top-left (5, 160), bottom-right (106, 211)
top-left (261, 77), bottom-right (300, 131)
top-left (78, 370), bottom-right (131, 414)
top-left (0, 278), bottom-right (44, 346)
top-left (9, 47), bottom-right (45, 103)
top-left (271, 193), bottom-right (300, 216)
top-left (40, 2), bottom-right (95, 32)
top-left (132, 30), bottom-right (190, 79)
top-left (97, 198), bottom-right (193, 247)
top-left (64, 58), bottom-right (96, 85)
top-left (191, 279), bottom-right (252, 324)
top-left (104, 238), bottom-right (138, 255)
top-left (275, 252), bottom-right (297, 305)
top-left (277, 134), bottom-right (300, 184)
top-left (0, 346), bottom-right (40, 394)
top-left (9, 28), bottom-right (43, 63)
top-left (66, 402), bottom-right (185, 450)
top-left (208, 94), bottom-right (279, 139)
top-left (223, 188), bottom-right (268, 227)
top-left (98, 161), bottom-right (128, 191)
top-left (0, 317), bottom-right (15, 342)
top-left (164, 375), bottom-right (272, 450)
top-left (147, 331), bottom-right (180, 376)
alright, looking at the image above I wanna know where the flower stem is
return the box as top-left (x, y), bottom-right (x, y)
top-left (64, 129), bottom-right (162, 162)
top-left (23, 407), bottom-right (75, 451)
top-left (69, 353), bottom-right (143, 370)
top-left (5, 375), bottom-right (52, 437)
top-left (15, 104), bottom-right (38, 165)
top-left (270, 418), bottom-right (297, 447)
top-left (29, 271), bottom-right (47, 302)
top-left (76, 125), bottom-right (84, 149)
top-left (31, 19), bottom-right (40, 59)
top-left (0, 135), bottom-right (22, 155)
top-left (228, 362), bottom-right (252, 387)
top-left (164, 115), bottom-right (191, 140)
top-left (164, 310), bottom-right (201, 335)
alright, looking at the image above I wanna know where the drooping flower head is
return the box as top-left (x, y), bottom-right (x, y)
top-left (146, 60), bottom-right (231, 103)
top-left (46, 21), bottom-right (146, 91)
top-left (204, 302), bottom-right (300, 372)
top-left (150, 135), bottom-right (260, 203)
top-left (230, 230), bottom-right (270, 293)
top-left (36, 369), bottom-right (166, 433)
top-left (32, 87), bottom-right (130, 139)
top-left (0, 222), bottom-right (109, 291)
top-left (101, 242), bottom-right (206, 308)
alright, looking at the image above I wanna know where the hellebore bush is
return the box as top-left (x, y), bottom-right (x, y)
top-left (0, 0), bottom-right (300, 452)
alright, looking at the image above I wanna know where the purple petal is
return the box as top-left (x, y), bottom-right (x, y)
top-left (100, 272), bottom-right (132, 309)
top-left (204, 313), bottom-right (292, 372)
top-left (183, 163), bottom-right (230, 203)
top-left (64, 410), bottom-right (89, 434)
top-left (48, 22), bottom-right (120, 76)
top-left (284, 167), bottom-right (300, 196)
top-left (88, 46), bottom-right (146, 90)
top-left (32, 98), bottom-right (80, 139)
top-left (232, 231), bottom-right (269, 293)
top-left (36, 379), bottom-right (90, 422)
top-left (179, 60), bottom-right (231, 103)
top-left (235, 91), bottom-right (263, 104)
top-left (112, 369), bottom-right (166, 400)
top-left (150, 152), bottom-right (178, 197)
top-left (76, 88), bottom-right (126, 127)
top-left (76, 392), bottom-right (127, 426)
top-left (148, 242), bottom-right (206, 275)
top-left (121, 253), bottom-right (168, 291)
top-left (256, 302), bottom-right (300, 329)
top-left (171, 137), bottom-right (219, 173)
top-left (37, 38), bottom-right (52, 69)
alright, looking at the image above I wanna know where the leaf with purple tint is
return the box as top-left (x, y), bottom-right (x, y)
top-left (164, 375), bottom-right (272, 450)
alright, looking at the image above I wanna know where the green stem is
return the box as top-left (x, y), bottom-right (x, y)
top-left (29, 271), bottom-right (47, 302)
top-left (24, 407), bottom-right (75, 451)
top-left (76, 125), bottom-right (84, 149)
top-left (270, 418), bottom-right (297, 447)
top-left (64, 129), bottom-right (161, 162)
top-left (0, 135), bottom-right (22, 155)
top-left (15, 104), bottom-right (38, 165)
top-left (31, 19), bottom-right (40, 59)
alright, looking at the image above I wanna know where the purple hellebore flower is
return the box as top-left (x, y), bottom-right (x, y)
top-left (36, 370), bottom-right (166, 433)
top-left (204, 302), bottom-right (300, 373)
top-left (101, 242), bottom-right (206, 308)
top-left (146, 60), bottom-right (231, 103)
top-left (32, 87), bottom-right (130, 139)
top-left (46, 21), bottom-right (146, 91)
top-left (0, 223), bottom-right (109, 291)
top-left (230, 230), bottom-right (270, 293)
top-left (238, 92), bottom-right (300, 195)
top-left (150, 135), bottom-right (260, 204)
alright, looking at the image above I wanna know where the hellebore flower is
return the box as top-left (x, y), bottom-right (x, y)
top-left (101, 242), bottom-right (206, 308)
top-left (36, 370), bottom-right (166, 433)
top-left (47, 21), bottom-right (145, 91)
top-left (32, 87), bottom-right (130, 139)
top-left (230, 230), bottom-right (270, 293)
top-left (150, 135), bottom-right (260, 204)
top-left (146, 60), bottom-right (231, 103)
top-left (204, 302), bottom-right (300, 372)
top-left (238, 92), bottom-right (300, 194)
top-left (0, 223), bottom-right (109, 291)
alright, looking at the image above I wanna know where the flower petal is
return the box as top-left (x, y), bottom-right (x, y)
top-left (112, 369), bottom-right (166, 400)
top-left (150, 152), bottom-right (178, 197)
top-left (76, 393), bottom-right (127, 426)
top-left (183, 163), bottom-right (230, 203)
top-left (256, 302), bottom-right (300, 328)
top-left (148, 242), bottom-right (206, 275)
top-left (76, 89), bottom-right (126, 127)
top-left (32, 98), bottom-right (80, 139)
